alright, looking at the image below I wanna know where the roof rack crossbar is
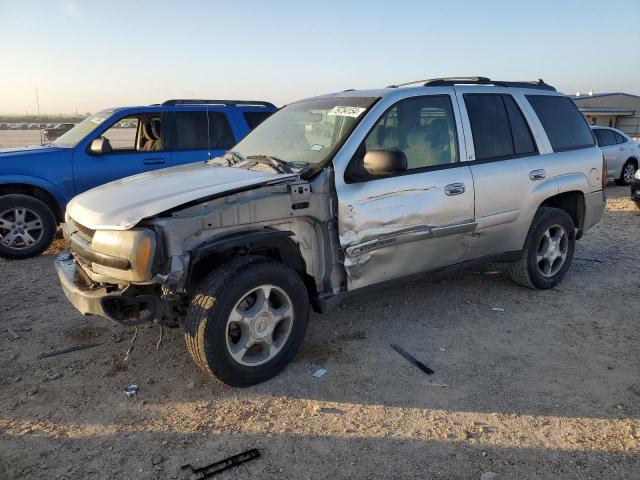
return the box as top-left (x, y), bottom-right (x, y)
top-left (161, 99), bottom-right (276, 107)
top-left (387, 77), bottom-right (556, 91)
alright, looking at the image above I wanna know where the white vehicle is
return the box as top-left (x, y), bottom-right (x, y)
top-left (591, 126), bottom-right (639, 186)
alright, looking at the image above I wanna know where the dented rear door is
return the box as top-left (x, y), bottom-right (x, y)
top-left (334, 92), bottom-right (476, 290)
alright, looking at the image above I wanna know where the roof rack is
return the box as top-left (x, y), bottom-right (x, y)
top-left (161, 99), bottom-right (276, 107)
top-left (386, 77), bottom-right (556, 91)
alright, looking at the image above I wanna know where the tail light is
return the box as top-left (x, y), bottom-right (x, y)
top-left (602, 153), bottom-right (607, 189)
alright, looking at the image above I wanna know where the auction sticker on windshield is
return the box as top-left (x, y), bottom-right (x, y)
top-left (327, 106), bottom-right (367, 118)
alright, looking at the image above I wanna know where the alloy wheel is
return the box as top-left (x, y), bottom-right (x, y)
top-left (536, 224), bottom-right (568, 277)
top-left (0, 207), bottom-right (45, 250)
top-left (225, 284), bottom-right (294, 366)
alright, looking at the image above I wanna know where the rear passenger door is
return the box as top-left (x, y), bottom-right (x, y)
top-left (169, 108), bottom-right (236, 166)
top-left (594, 128), bottom-right (623, 178)
top-left (455, 89), bottom-right (544, 260)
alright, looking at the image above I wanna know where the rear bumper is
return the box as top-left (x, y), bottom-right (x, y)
top-left (631, 179), bottom-right (640, 204)
top-left (56, 250), bottom-right (165, 326)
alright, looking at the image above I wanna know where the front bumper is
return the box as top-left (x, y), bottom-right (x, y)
top-left (631, 179), bottom-right (640, 204)
top-left (56, 251), bottom-right (165, 326)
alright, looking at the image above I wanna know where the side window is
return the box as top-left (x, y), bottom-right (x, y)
top-left (464, 94), bottom-right (517, 160)
top-left (362, 95), bottom-right (459, 170)
top-left (100, 115), bottom-right (163, 152)
top-left (243, 111), bottom-right (274, 130)
top-left (598, 129), bottom-right (616, 147)
top-left (593, 129), bottom-right (603, 146)
top-left (208, 112), bottom-right (235, 149)
top-left (101, 117), bottom-right (140, 150)
top-left (173, 111), bottom-right (209, 150)
top-left (614, 131), bottom-right (627, 144)
top-left (503, 95), bottom-right (536, 155)
top-left (526, 95), bottom-right (594, 151)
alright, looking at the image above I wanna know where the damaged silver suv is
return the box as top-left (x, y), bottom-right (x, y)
top-left (56, 78), bottom-right (605, 386)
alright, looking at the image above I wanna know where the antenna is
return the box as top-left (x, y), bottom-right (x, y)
top-left (35, 87), bottom-right (40, 115)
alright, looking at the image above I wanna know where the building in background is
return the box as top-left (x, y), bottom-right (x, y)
top-left (571, 92), bottom-right (640, 139)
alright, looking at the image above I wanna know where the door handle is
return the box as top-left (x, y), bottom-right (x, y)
top-left (619, 147), bottom-right (624, 151)
top-left (444, 182), bottom-right (466, 196)
top-left (529, 169), bottom-right (546, 181)
top-left (144, 158), bottom-right (165, 165)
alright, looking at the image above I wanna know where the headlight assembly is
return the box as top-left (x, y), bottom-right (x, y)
top-left (91, 229), bottom-right (156, 281)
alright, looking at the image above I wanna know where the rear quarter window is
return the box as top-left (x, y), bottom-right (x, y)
top-left (526, 95), bottom-right (594, 152)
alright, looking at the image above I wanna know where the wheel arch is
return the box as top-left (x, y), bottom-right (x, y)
top-left (0, 181), bottom-right (66, 222)
top-left (539, 190), bottom-right (586, 239)
top-left (188, 228), bottom-right (317, 299)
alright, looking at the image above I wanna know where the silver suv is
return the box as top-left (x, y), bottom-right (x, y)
top-left (56, 77), bottom-right (605, 386)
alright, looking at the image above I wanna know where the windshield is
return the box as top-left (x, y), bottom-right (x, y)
top-left (229, 97), bottom-right (377, 167)
top-left (52, 111), bottom-right (112, 147)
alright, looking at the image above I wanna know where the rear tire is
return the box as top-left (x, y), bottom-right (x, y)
top-left (0, 194), bottom-right (57, 260)
top-left (509, 207), bottom-right (575, 290)
top-left (615, 160), bottom-right (637, 186)
top-left (183, 256), bottom-right (309, 387)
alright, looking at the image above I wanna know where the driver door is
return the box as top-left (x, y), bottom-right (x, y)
top-left (73, 113), bottom-right (171, 193)
top-left (336, 94), bottom-right (476, 290)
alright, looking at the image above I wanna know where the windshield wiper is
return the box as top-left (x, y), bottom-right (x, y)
top-left (246, 155), bottom-right (293, 174)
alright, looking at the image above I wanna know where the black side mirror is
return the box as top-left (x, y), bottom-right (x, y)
top-left (363, 149), bottom-right (407, 176)
top-left (89, 137), bottom-right (112, 155)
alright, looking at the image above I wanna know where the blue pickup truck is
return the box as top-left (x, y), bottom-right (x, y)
top-left (0, 99), bottom-right (276, 259)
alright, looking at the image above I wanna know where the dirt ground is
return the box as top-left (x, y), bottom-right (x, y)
top-left (1, 133), bottom-right (639, 479)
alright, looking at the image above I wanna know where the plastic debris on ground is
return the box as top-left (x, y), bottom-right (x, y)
top-left (123, 384), bottom-right (139, 397)
top-left (492, 307), bottom-right (505, 312)
top-left (313, 368), bottom-right (327, 378)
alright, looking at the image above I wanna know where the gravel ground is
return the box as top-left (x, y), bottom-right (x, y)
top-left (1, 180), bottom-right (639, 479)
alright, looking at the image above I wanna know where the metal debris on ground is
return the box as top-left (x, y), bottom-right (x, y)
top-left (123, 384), bottom-right (139, 398)
top-left (7, 328), bottom-right (20, 339)
top-left (313, 368), bottom-right (327, 378)
top-left (38, 342), bottom-right (104, 359)
top-left (574, 256), bottom-right (603, 263)
top-left (181, 448), bottom-right (261, 479)
top-left (123, 327), bottom-right (138, 362)
top-left (390, 344), bottom-right (434, 375)
top-left (492, 307), bottom-right (505, 312)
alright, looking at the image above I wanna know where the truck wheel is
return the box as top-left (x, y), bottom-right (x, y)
top-left (0, 194), bottom-right (57, 260)
top-left (509, 207), bottom-right (575, 290)
top-left (614, 160), bottom-right (636, 186)
top-left (184, 256), bottom-right (309, 387)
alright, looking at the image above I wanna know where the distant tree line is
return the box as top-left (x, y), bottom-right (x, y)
top-left (0, 113), bottom-right (91, 123)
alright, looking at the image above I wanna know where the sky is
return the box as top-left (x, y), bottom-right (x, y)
top-left (0, 0), bottom-right (638, 114)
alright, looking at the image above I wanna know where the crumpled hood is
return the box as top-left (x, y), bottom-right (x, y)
top-left (67, 162), bottom-right (297, 230)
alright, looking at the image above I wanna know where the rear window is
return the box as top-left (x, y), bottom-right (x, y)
top-left (526, 95), bottom-right (594, 151)
top-left (243, 111), bottom-right (274, 130)
top-left (614, 131), bottom-right (627, 144)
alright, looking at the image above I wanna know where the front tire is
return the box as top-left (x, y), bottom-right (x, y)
top-left (0, 194), bottom-right (57, 259)
top-left (614, 160), bottom-right (637, 186)
top-left (184, 256), bottom-right (309, 387)
top-left (509, 207), bottom-right (576, 290)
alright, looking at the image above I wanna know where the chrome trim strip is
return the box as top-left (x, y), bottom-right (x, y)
top-left (345, 221), bottom-right (477, 258)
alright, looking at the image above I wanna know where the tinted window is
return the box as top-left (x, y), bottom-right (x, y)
top-left (363, 95), bottom-right (459, 170)
top-left (504, 95), bottom-right (536, 155)
top-left (526, 95), bottom-right (594, 151)
top-left (597, 129), bottom-right (616, 147)
top-left (464, 94), bottom-right (513, 160)
top-left (614, 131), bottom-right (627, 144)
top-left (173, 111), bottom-right (208, 150)
top-left (243, 111), bottom-right (274, 130)
top-left (209, 111), bottom-right (235, 149)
